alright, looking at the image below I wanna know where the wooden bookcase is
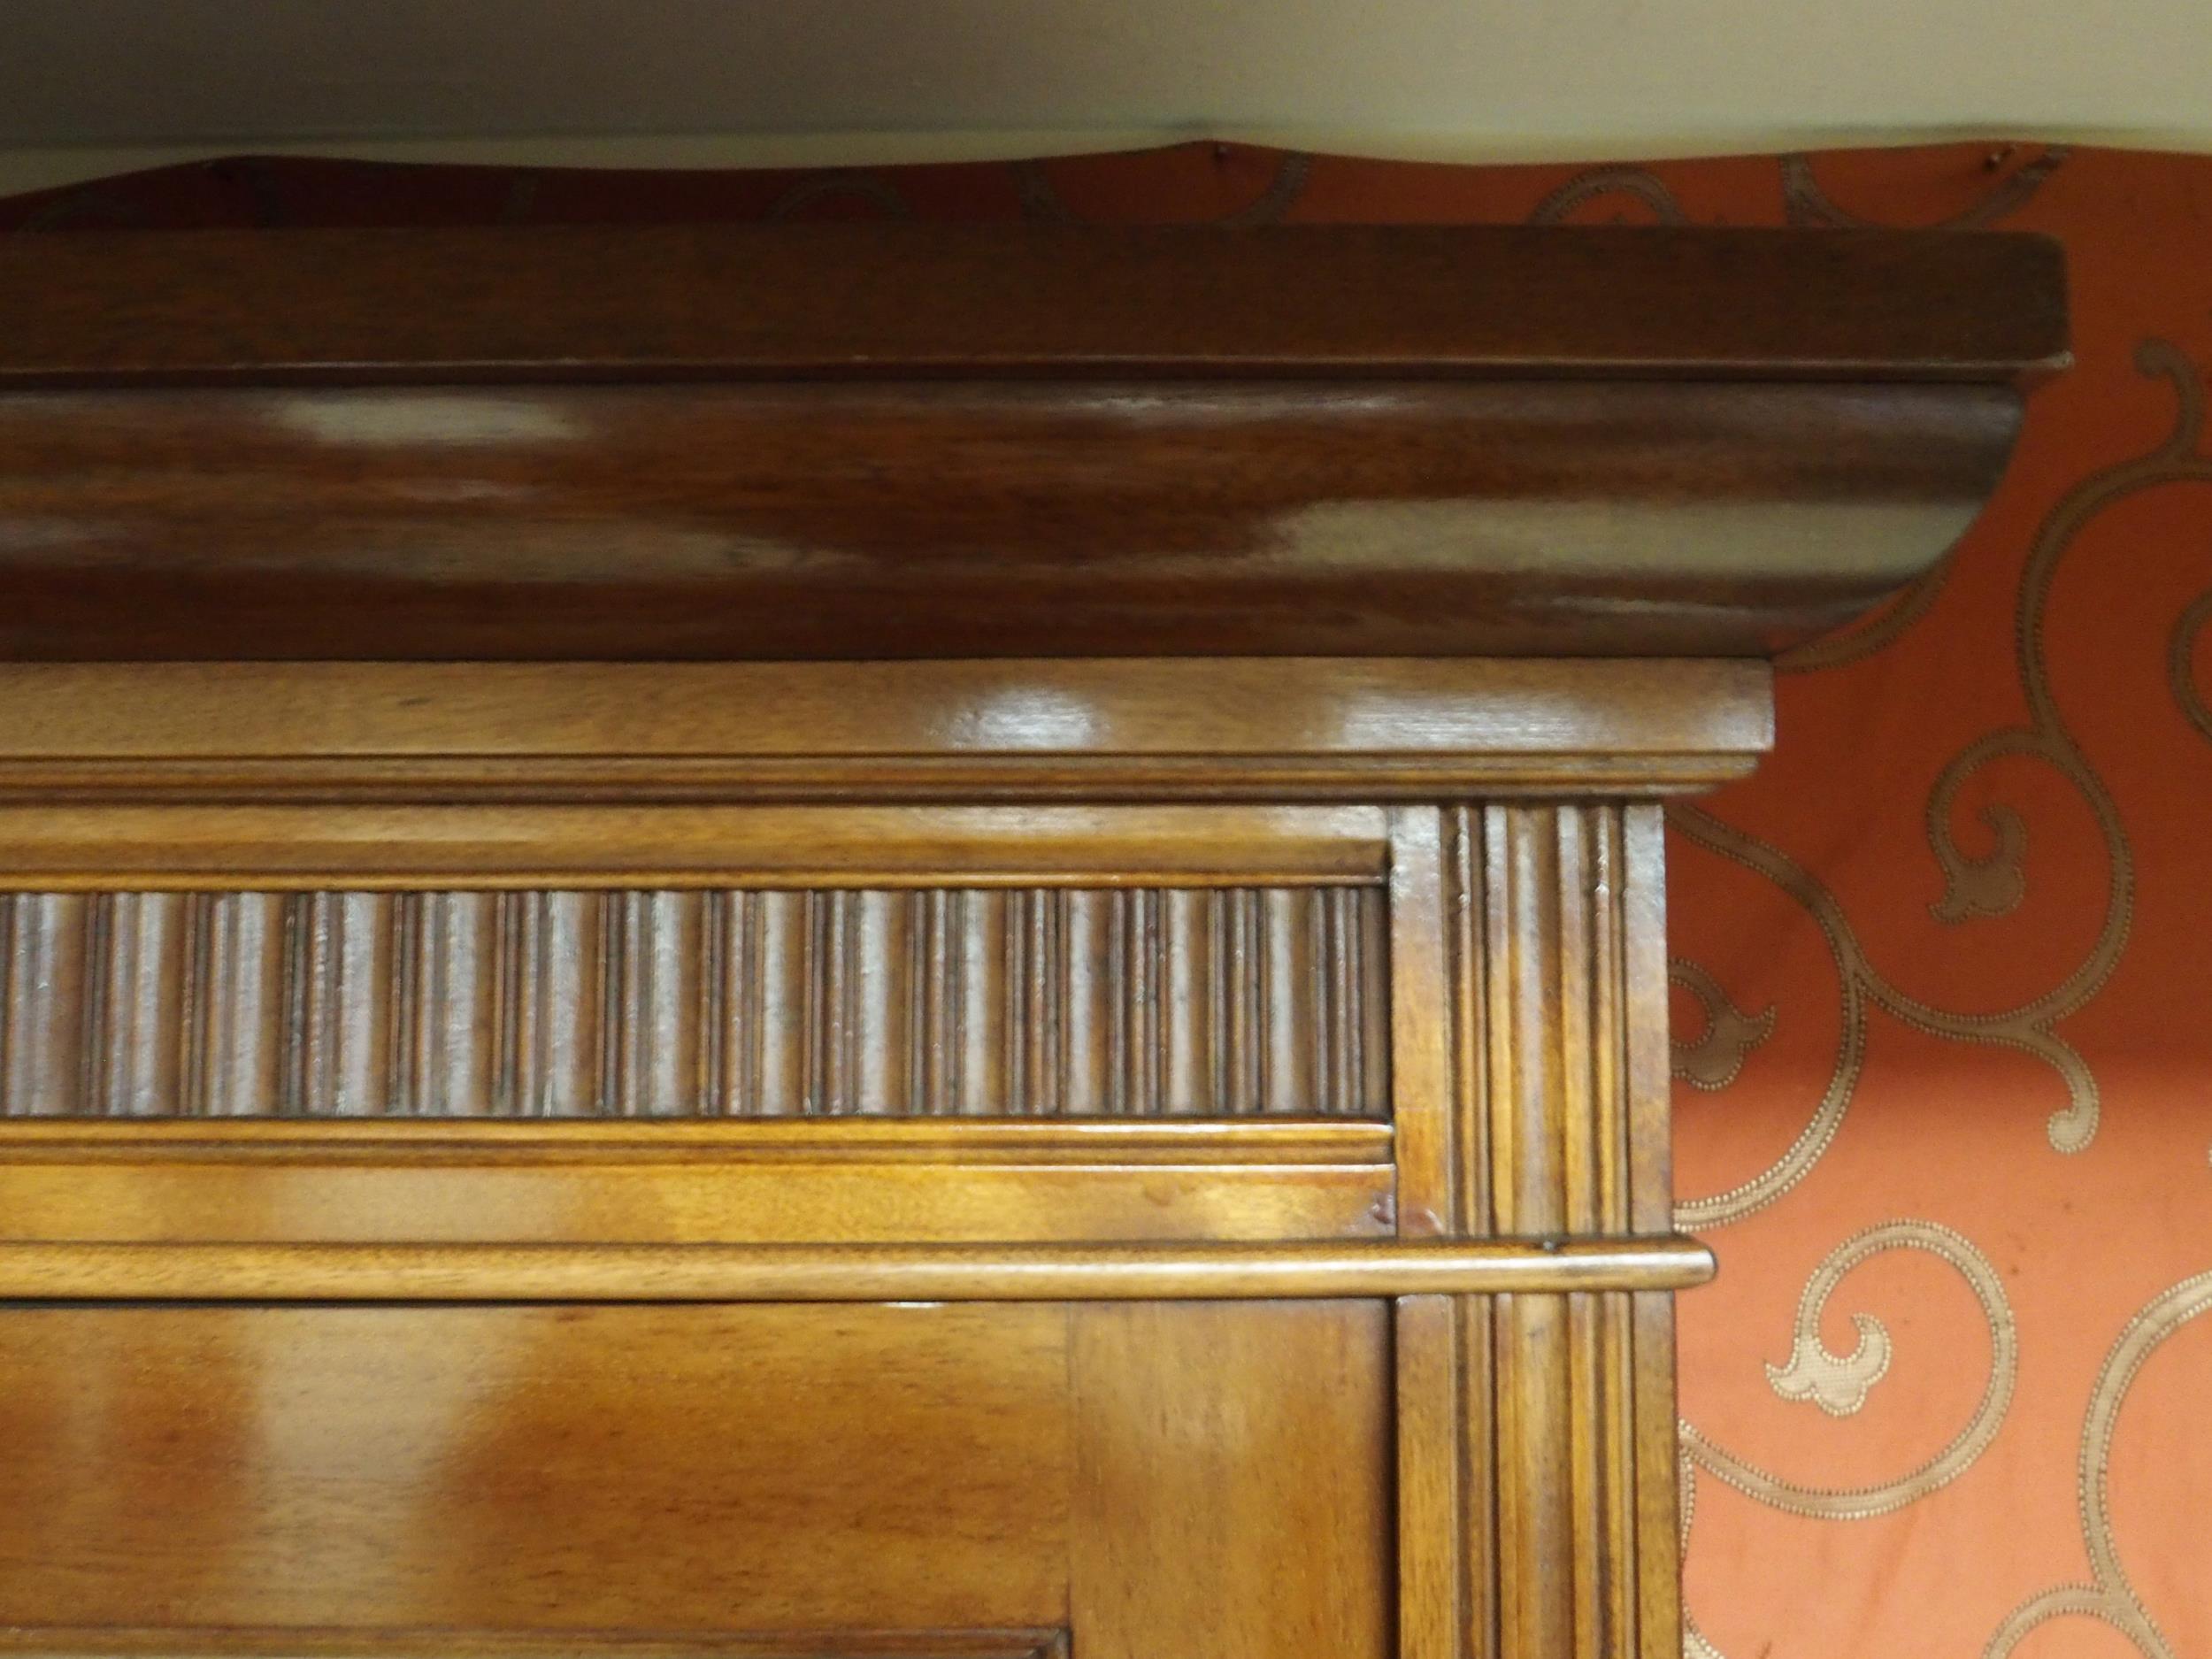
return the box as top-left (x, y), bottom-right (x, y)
top-left (0, 226), bottom-right (2062, 1658)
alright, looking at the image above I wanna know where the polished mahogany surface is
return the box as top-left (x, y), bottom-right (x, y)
top-left (0, 225), bottom-right (2068, 386)
top-left (0, 226), bottom-right (2062, 660)
top-left (0, 380), bottom-right (2020, 659)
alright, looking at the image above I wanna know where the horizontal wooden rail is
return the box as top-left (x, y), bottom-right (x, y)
top-left (0, 1117), bottom-right (1395, 1165)
top-left (0, 1235), bottom-right (1714, 1303)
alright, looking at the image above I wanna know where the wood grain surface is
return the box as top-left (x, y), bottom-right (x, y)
top-left (0, 1235), bottom-right (1716, 1302)
top-left (0, 379), bottom-right (2023, 659)
top-left (0, 225), bottom-right (2060, 659)
top-left (0, 225), bottom-right (2067, 385)
top-left (0, 886), bottom-right (1387, 1119)
top-left (0, 658), bottom-right (1775, 802)
top-left (0, 215), bottom-right (2064, 1659)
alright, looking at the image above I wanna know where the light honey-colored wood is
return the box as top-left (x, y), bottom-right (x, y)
top-left (0, 1302), bottom-right (1075, 1632)
top-left (0, 668), bottom-right (1725, 1659)
top-left (1395, 1291), bottom-right (1497, 1659)
top-left (1070, 1300), bottom-right (1396, 1659)
top-left (0, 1300), bottom-right (1403, 1655)
top-left (0, 669), bottom-right (1729, 1659)
top-left (0, 1638), bottom-right (1071, 1659)
top-left (0, 658), bottom-right (1772, 802)
top-left (0, 1636), bottom-right (1072, 1659)
top-left (0, 1146), bottom-right (1395, 1244)
top-left (0, 803), bottom-right (1391, 887)
top-left (0, 1115), bottom-right (1394, 1159)
top-left (0, 1235), bottom-right (1715, 1302)
top-left (0, 1116), bottom-right (1398, 1245)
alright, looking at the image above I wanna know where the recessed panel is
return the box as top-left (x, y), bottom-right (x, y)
top-left (0, 1303), bottom-right (1070, 1632)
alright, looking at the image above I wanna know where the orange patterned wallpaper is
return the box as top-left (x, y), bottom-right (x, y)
top-left (7, 140), bottom-right (2209, 1659)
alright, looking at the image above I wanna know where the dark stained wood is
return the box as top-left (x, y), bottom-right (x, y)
top-left (0, 225), bottom-right (2066, 386)
top-left (0, 884), bottom-right (1391, 1119)
top-left (0, 223), bottom-right (2061, 660)
top-left (0, 379), bottom-right (2022, 659)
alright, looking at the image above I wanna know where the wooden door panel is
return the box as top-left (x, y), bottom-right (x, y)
top-left (0, 1303), bottom-right (1071, 1632)
top-left (0, 1635), bottom-right (1069, 1659)
top-left (0, 1302), bottom-right (1395, 1657)
top-left (1070, 1301), bottom-right (1395, 1659)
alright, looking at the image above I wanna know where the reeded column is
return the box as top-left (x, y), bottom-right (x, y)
top-left (1394, 803), bottom-right (1686, 1659)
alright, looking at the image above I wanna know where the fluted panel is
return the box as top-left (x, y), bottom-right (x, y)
top-left (1393, 803), bottom-right (1681, 1659)
top-left (0, 886), bottom-right (1388, 1119)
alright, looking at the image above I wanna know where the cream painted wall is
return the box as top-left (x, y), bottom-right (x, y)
top-left (1, 0), bottom-right (2204, 192)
